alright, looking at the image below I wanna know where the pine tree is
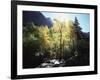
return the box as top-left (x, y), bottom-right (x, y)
top-left (74, 17), bottom-right (83, 57)
top-left (74, 17), bottom-right (82, 40)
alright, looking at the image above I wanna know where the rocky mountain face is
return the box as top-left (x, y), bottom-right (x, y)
top-left (23, 11), bottom-right (53, 27)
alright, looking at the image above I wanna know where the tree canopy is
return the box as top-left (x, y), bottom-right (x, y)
top-left (23, 17), bottom-right (89, 61)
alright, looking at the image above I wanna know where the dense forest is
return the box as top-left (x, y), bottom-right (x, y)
top-left (23, 16), bottom-right (89, 68)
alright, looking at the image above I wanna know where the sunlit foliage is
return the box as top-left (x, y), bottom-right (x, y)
top-left (23, 17), bottom-right (88, 60)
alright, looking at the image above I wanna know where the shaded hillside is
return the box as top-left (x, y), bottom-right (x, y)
top-left (23, 11), bottom-right (52, 27)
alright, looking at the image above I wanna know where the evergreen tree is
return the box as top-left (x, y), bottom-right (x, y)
top-left (74, 17), bottom-right (82, 40)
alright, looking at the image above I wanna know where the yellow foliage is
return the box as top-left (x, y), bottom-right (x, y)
top-left (37, 26), bottom-right (53, 50)
top-left (29, 18), bottom-right (78, 57)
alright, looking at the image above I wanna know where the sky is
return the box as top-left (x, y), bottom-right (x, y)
top-left (41, 12), bottom-right (90, 32)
